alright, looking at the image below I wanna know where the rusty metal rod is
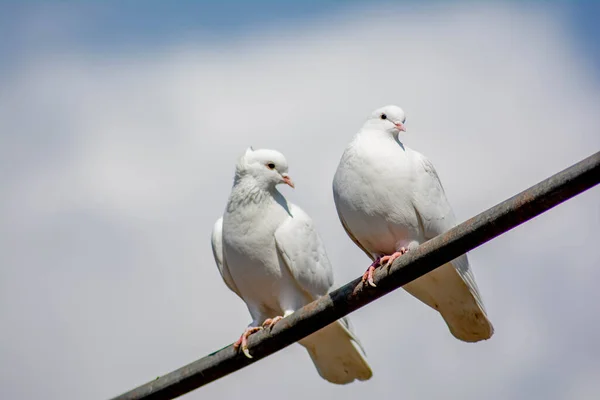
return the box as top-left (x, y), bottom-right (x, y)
top-left (111, 151), bottom-right (600, 400)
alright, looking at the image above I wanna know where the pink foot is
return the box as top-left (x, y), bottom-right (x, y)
top-left (362, 256), bottom-right (382, 287)
top-left (262, 316), bottom-right (283, 329)
top-left (233, 326), bottom-right (262, 358)
top-left (362, 249), bottom-right (409, 288)
top-left (380, 247), bottom-right (408, 268)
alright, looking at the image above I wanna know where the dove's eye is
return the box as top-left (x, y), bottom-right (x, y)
top-left (380, 114), bottom-right (387, 120)
top-left (267, 163), bottom-right (276, 170)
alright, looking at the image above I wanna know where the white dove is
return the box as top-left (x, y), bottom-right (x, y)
top-left (332, 105), bottom-right (494, 342)
top-left (211, 147), bottom-right (373, 384)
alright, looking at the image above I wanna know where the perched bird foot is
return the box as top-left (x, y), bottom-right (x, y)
top-left (233, 326), bottom-right (263, 358)
top-left (362, 256), bottom-right (382, 287)
top-left (380, 247), bottom-right (408, 269)
top-left (262, 316), bottom-right (284, 329)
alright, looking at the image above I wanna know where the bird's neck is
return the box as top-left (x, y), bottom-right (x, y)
top-left (356, 129), bottom-right (405, 148)
top-left (227, 176), bottom-right (279, 211)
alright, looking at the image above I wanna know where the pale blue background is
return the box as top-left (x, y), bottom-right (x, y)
top-left (1, 1), bottom-right (599, 399)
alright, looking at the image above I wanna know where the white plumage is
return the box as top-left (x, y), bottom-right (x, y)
top-left (211, 147), bottom-right (373, 384)
top-left (332, 105), bottom-right (494, 342)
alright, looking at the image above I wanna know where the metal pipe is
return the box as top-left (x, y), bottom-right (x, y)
top-left (111, 151), bottom-right (600, 400)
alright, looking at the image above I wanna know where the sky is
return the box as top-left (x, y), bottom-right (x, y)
top-left (1, 1), bottom-right (599, 399)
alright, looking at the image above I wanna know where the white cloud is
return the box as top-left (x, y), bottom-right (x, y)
top-left (1, 2), bottom-right (599, 400)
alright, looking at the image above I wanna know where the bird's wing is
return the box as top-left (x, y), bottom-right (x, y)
top-left (411, 152), bottom-right (457, 237)
top-left (274, 204), bottom-right (334, 299)
top-left (211, 217), bottom-right (243, 299)
top-left (411, 152), bottom-right (487, 310)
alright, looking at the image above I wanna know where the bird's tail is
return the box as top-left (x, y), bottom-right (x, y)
top-left (404, 255), bottom-right (494, 342)
top-left (299, 316), bottom-right (373, 384)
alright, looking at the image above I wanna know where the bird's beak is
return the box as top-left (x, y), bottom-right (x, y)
top-left (282, 174), bottom-right (295, 189)
top-left (395, 122), bottom-right (406, 132)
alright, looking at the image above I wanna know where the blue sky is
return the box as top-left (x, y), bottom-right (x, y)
top-left (2, 0), bottom-right (599, 77)
top-left (566, 1), bottom-right (600, 73)
top-left (1, 1), bottom-right (599, 399)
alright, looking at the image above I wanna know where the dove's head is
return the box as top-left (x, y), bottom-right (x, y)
top-left (235, 147), bottom-right (295, 190)
top-left (362, 105), bottom-right (407, 137)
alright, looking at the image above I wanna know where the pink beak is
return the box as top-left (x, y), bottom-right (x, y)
top-left (395, 122), bottom-right (406, 132)
top-left (282, 174), bottom-right (295, 189)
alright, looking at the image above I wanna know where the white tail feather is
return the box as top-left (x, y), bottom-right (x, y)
top-left (299, 317), bottom-right (373, 384)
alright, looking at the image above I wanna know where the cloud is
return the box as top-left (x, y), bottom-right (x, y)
top-left (0, 2), bottom-right (599, 399)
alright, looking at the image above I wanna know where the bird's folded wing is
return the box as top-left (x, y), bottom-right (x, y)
top-left (274, 204), bottom-right (334, 299)
top-left (411, 153), bottom-right (457, 237)
top-left (211, 217), bottom-right (243, 299)
top-left (412, 153), bottom-right (486, 308)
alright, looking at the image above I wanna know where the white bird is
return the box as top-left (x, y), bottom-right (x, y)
top-left (332, 106), bottom-right (494, 342)
top-left (211, 147), bottom-right (373, 384)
